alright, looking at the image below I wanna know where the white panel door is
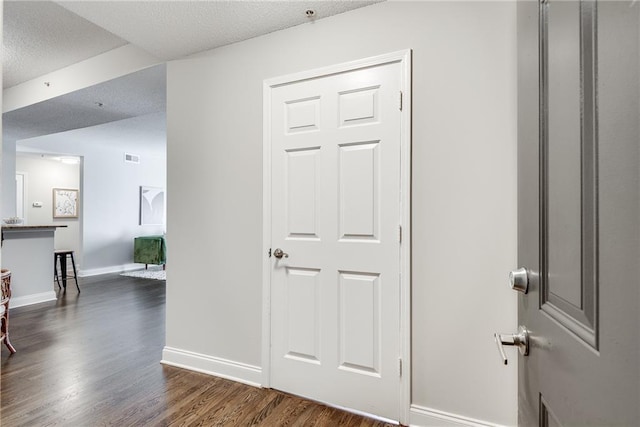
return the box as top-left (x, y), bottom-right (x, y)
top-left (269, 60), bottom-right (403, 421)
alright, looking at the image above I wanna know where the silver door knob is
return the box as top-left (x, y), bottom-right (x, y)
top-left (273, 248), bottom-right (289, 259)
top-left (509, 267), bottom-right (529, 294)
top-left (494, 325), bottom-right (530, 365)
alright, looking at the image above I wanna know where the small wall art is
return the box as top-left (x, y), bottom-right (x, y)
top-left (140, 186), bottom-right (165, 226)
top-left (53, 188), bottom-right (79, 218)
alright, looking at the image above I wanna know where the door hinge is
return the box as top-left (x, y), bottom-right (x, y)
top-left (398, 225), bottom-right (402, 243)
top-left (399, 91), bottom-right (403, 111)
top-left (399, 358), bottom-right (403, 377)
top-left (268, 248), bottom-right (272, 258)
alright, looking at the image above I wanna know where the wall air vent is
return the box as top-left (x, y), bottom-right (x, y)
top-left (124, 153), bottom-right (140, 164)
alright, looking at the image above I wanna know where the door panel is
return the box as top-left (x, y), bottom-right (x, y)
top-left (517, 1), bottom-right (639, 425)
top-left (545, 0), bottom-right (583, 310)
top-left (286, 148), bottom-right (320, 238)
top-left (541, 0), bottom-right (598, 347)
top-left (339, 141), bottom-right (380, 241)
top-left (338, 271), bottom-right (381, 375)
top-left (284, 267), bottom-right (321, 363)
top-left (269, 60), bottom-right (402, 420)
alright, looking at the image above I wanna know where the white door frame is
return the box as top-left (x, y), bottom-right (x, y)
top-left (16, 171), bottom-right (27, 220)
top-left (262, 49), bottom-right (412, 424)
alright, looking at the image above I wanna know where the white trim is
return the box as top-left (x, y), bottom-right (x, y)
top-left (78, 263), bottom-right (141, 277)
top-left (261, 77), bottom-right (273, 388)
top-left (10, 291), bottom-right (57, 309)
top-left (264, 50), bottom-right (410, 88)
top-left (410, 405), bottom-right (508, 427)
top-left (316, 401), bottom-right (399, 426)
top-left (161, 346), bottom-right (262, 387)
top-left (398, 49), bottom-right (412, 425)
top-left (262, 49), bottom-right (412, 425)
top-left (15, 171), bottom-right (27, 220)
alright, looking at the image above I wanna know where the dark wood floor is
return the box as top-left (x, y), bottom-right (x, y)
top-left (1, 273), bottom-right (395, 426)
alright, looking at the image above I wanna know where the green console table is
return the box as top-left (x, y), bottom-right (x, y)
top-left (134, 235), bottom-right (166, 269)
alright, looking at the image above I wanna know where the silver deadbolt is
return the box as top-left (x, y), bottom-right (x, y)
top-left (494, 325), bottom-right (530, 365)
top-left (273, 248), bottom-right (289, 259)
top-left (509, 267), bottom-right (529, 294)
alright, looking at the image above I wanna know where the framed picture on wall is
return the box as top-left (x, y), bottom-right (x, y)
top-left (53, 188), bottom-right (79, 218)
top-left (140, 186), bottom-right (165, 225)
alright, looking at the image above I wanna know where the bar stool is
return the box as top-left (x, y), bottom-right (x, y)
top-left (54, 250), bottom-right (80, 293)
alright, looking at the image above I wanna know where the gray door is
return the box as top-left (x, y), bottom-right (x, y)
top-left (515, 1), bottom-right (639, 425)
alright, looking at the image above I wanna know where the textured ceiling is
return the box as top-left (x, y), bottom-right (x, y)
top-left (4, 0), bottom-right (381, 148)
top-left (56, 1), bottom-right (381, 60)
top-left (18, 111), bottom-right (167, 154)
top-left (5, 65), bottom-right (166, 142)
top-left (3, 0), bottom-right (127, 88)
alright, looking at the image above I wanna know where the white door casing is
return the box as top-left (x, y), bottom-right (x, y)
top-left (16, 172), bottom-right (26, 220)
top-left (262, 50), bottom-right (411, 423)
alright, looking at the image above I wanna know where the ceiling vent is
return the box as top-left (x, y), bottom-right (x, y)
top-left (124, 153), bottom-right (140, 164)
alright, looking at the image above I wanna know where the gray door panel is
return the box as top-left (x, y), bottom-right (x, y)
top-left (517, 1), bottom-right (639, 425)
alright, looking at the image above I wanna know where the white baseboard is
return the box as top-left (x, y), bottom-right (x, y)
top-left (10, 291), bottom-right (57, 309)
top-left (410, 405), bottom-right (506, 427)
top-left (78, 263), bottom-right (142, 277)
top-left (161, 346), bottom-right (262, 387)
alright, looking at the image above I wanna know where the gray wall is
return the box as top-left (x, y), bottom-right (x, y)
top-left (18, 113), bottom-right (166, 275)
top-left (15, 154), bottom-right (81, 262)
top-left (166, 2), bottom-right (517, 425)
top-left (2, 139), bottom-right (16, 218)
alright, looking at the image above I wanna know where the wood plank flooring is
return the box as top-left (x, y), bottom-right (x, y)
top-left (0, 273), bottom-right (395, 426)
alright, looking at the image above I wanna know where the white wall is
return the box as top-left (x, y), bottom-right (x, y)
top-left (166, 2), bottom-right (517, 426)
top-left (1, 139), bottom-right (16, 218)
top-left (2, 228), bottom-right (57, 307)
top-left (18, 113), bottom-right (166, 275)
top-left (15, 154), bottom-right (81, 262)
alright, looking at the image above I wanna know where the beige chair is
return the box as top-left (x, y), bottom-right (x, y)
top-left (1, 269), bottom-right (17, 354)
